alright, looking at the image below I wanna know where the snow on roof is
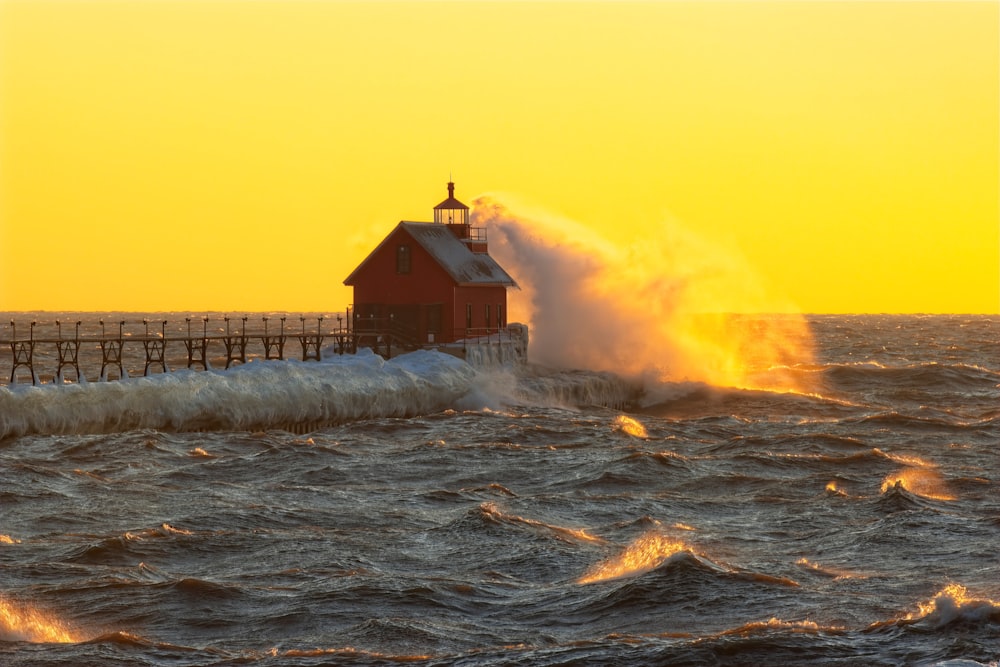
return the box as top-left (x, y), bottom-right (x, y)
top-left (401, 222), bottom-right (517, 287)
top-left (344, 222), bottom-right (518, 288)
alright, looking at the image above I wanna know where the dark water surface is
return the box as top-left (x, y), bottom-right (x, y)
top-left (1, 315), bottom-right (998, 666)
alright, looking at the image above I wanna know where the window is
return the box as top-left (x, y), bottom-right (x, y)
top-left (497, 304), bottom-right (504, 328)
top-left (396, 245), bottom-right (411, 274)
top-left (427, 304), bottom-right (442, 333)
top-left (485, 304), bottom-right (491, 329)
top-left (465, 304), bottom-right (472, 330)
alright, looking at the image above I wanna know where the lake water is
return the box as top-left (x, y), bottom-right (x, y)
top-left (1, 314), bottom-right (998, 666)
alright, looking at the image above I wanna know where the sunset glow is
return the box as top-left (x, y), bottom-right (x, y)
top-left (1, 1), bottom-right (996, 314)
top-left (478, 198), bottom-right (818, 391)
top-left (613, 415), bottom-right (649, 439)
top-left (881, 467), bottom-right (957, 501)
top-left (578, 531), bottom-right (690, 584)
top-left (0, 596), bottom-right (80, 643)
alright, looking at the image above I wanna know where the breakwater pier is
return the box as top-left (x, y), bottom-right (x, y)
top-left (1, 313), bottom-right (530, 386)
top-left (1, 315), bottom-right (358, 385)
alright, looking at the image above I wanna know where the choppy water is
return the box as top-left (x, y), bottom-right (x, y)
top-left (1, 314), bottom-right (998, 666)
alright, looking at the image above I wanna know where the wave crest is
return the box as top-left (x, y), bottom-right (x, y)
top-left (910, 584), bottom-right (1000, 629)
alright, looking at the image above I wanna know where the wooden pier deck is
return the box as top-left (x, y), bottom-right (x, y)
top-left (0, 316), bottom-right (360, 386)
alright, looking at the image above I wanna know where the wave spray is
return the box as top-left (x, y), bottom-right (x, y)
top-left (474, 196), bottom-right (815, 393)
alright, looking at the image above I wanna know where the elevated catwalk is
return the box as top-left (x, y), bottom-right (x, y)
top-left (0, 316), bottom-right (354, 385)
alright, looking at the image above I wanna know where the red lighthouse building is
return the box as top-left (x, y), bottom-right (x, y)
top-left (344, 182), bottom-right (517, 348)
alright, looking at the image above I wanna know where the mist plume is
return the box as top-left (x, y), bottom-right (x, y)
top-left (473, 195), bottom-right (815, 393)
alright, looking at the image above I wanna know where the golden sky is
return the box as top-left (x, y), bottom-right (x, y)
top-left (1, 0), bottom-right (997, 313)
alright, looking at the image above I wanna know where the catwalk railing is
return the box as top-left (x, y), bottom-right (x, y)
top-left (1, 316), bottom-right (530, 385)
top-left (0, 316), bottom-right (356, 385)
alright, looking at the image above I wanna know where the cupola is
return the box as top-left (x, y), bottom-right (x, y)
top-left (434, 181), bottom-right (469, 228)
top-left (432, 181), bottom-right (488, 252)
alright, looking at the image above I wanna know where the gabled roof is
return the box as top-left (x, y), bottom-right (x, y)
top-left (344, 222), bottom-right (518, 288)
